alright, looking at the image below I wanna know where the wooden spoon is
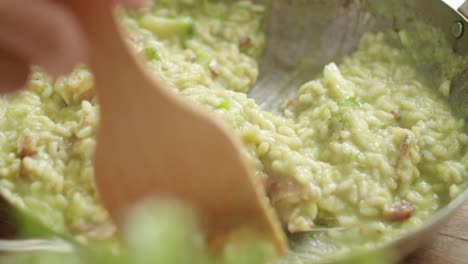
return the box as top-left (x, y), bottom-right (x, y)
top-left (63, 0), bottom-right (286, 254)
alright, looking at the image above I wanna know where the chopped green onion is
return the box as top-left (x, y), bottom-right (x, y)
top-left (140, 15), bottom-right (195, 38)
top-left (196, 50), bottom-right (213, 68)
top-left (217, 100), bottom-right (231, 110)
top-left (337, 96), bottom-right (361, 108)
top-left (145, 47), bottom-right (161, 61)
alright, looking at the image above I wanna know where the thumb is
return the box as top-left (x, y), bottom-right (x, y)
top-left (0, 47), bottom-right (29, 93)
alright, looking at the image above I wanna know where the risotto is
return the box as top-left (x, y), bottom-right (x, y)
top-left (0, 0), bottom-right (467, 261)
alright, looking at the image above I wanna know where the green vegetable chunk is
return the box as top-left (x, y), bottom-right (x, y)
top-left (140, 15), bottom-right (195, 38)
top-left (144, 47), bottom-right (160, 61)
top-left (217, 100), bottom-right (231, 110)
top-left (196, 50), bottom-right (213, 68)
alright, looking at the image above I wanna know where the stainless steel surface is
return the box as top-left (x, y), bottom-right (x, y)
top-left (250, 0), bottom-right (468, 112)
top-left (0, 194), bottom-right (75, 253)
top-left (451, 21), bottom-right (464, 38)
top-left (0, 239), bottom-right (73, 253)
top-left (248, 0), bottom-right (468, 262)
top-left (450, 69), bottom-right (468, 118)
top-left (0, 0), bottom-right (467, 262)
top-left (251, 0), bottom-right (376, 113)
top-left (460, 0), bottom-right (468, 18)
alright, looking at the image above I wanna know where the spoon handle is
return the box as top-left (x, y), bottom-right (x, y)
top-left (64, 0), bottom-right (170, 108)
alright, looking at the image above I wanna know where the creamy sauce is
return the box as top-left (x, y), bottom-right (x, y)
top-left (0, 0), bottom-right (466, 261)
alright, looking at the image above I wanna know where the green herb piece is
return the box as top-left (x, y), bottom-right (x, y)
top-left (217, 100), bottom-right (231, 110)
top-left (140, 15), bottom-right (195, 38)
top-left (337, 96), bottom-right (361, 108)
top-left (145, 47), bottom-right (160, 61)
top-left (196, 50), bottom-right (213, 68)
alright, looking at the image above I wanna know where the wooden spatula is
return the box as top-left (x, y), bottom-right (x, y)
top-left (63, 0), bottom-right (286, 254)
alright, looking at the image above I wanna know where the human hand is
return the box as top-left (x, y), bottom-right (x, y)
top-left (0, 0), bottom-right (144, 93)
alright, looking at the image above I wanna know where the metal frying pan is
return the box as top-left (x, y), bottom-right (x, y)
top-left (0, 0), bottom-right (467, 263)
top-left (248, 0), bottom-right (468, 262)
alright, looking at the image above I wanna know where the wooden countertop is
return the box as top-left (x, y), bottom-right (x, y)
top-left (403, 202), bottom-right (468, 264)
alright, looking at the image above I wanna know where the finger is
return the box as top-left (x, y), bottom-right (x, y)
top-left (0, 48), bottom-right (29, 93)
top-left (0, 0), bottom-right (87, 76)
